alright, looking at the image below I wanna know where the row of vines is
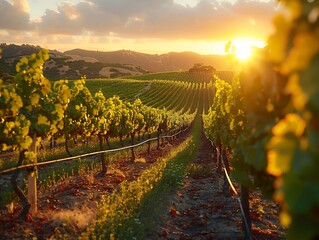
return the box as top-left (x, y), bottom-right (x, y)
top-left (86, 77), bottom-right (215, 114)
top-left (0, 49), bottom-right (194, 220)
top-left (126, 70), bottom-right (233, 83)
top-left (203, 1), bottom-right (319, 239)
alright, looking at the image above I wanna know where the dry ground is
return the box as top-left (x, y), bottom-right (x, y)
top-left (0, 131), bottom-right (285, 239)
top-left (154, 132), bottom-right (285, 240)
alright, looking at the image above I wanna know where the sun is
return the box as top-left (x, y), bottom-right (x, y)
top-left (231, 39), bottom-right (266, 61)
top-left (233, 40), bottom-right (253, 60)
top-left (235, 44), bottom-right (252, 60)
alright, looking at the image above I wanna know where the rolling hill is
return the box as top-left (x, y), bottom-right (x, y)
top-left (0, 43), bottom-right (230, 81)
top-left (64, 49), bottom-right (230, 72)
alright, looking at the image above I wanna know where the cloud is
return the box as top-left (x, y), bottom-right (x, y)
top-left (37, 2), bottom-right (82, 35)
top-left (12, 0), bottom-right (29, 12)
top-left (35, 0), bottom-right (278, 40)
top-left (0, 0), bottom-right (32, 30)
top-left (1, 0), bottom-right (279, 42)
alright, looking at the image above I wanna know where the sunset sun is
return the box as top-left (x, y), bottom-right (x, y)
top-left (232, 39), bottom-right (265, 61)
top-left (235, 44), bottom-right (252, 60)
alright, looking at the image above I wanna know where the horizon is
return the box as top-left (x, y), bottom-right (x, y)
top-left (0, 0), bottom-right (280, 55)
top-left (1, 39), bottom-right (266, 56)
top-left (1, 42), bottom-right (237, 56)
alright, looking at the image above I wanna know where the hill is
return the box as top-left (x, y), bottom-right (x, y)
top-left (0, 43), bottom-right (230, 81)
top-left (0, 44), bottom-right (148, 81)
top-left (64, 49), bottom-right (230, 72)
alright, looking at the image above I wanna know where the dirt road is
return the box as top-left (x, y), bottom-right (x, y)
top-left (155, 130), bottom-right (285, 240)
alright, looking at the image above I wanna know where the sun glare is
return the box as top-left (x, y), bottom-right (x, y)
top-left (232, 39), bottom-right (265, 61)
top-left (235, 44), bottom-right (252, 60)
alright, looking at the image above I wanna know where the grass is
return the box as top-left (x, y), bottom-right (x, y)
top-left (0, 133), bottom-right (165, 208)
top-left (136, 116), bottom-right (202, 239)
top-left (187, 163), bottom-right (211, 177)
top-left (79, 115), bottom-right (202, 240)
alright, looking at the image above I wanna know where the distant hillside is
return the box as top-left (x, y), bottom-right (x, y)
top-left (0, 43), bottom-right (62, 59)
top-left (0, 44), bottom-right (148, 81)
top-left (0, 43), bottom-right (230, 81)
top-left (64, 49), bottom-right (230, 72)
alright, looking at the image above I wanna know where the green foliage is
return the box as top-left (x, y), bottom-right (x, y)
top-left (1, 51), bottom-right (195, 169)
top-left (203, 1), bottom-right (319, 239)
top-left (13, 49), bottom-right (72, 161)
top-left (126, 70), bottom-right (232, 83)
top-left (266, 1), bottom-right (319, 238)
top-left (86, 73), bottom-right (222, 114)
top-left (203, 76), bottom-right (235, 146)
top-left (1, 50), bottom-right (58, 160)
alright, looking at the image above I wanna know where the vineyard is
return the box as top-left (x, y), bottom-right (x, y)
top-left (0, 50), bottom-right (282, 240)
top-left (1, 1), bottom-right (319, 239)
top-left (86, 73), bottom-right (217, 114)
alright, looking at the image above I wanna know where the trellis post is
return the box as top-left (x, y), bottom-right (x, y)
top-left (28, 136), bottom-right (37, 214)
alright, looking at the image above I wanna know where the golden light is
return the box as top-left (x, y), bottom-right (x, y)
top-left (232, 39), bottom-right (266, 61)
top-left (235, 45), bottom-right (252, 60)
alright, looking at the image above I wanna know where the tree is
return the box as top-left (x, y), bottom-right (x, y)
top-left (189, 63), bottom-right (216, 74)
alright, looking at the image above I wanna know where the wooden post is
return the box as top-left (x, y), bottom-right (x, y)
top-left (28, 167), bottom-right (37, 214)
top-left (28, 136), bottom-right (37, 214)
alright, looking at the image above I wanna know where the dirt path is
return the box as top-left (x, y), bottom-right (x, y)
top-left (154, 130), bottom-right (285, 240)
top-left (155, 131), bottom-right (243, 240)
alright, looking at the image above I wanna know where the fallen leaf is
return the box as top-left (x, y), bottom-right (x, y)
top-left (26, 214), bottom-right (34, 222)
top-left (162, 228), bottom-right (168, 237)
top-left (169, 208), bottom-right (180, 218)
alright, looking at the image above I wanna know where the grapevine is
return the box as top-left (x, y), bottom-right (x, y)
top-left (0, 50), bottom-right (194, 219)
top-left (266, 1), bottom-right (319, 239)
top-left (203, 1), bottom-right (319, 239)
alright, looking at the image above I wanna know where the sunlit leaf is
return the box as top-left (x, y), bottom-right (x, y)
top-left (38, 115), bottom-right (49, 126)
top-left (280, 211), bottom-right (291, 227)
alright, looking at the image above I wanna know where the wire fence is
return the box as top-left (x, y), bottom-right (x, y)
top-left (0, 127), bottom-right (189, 176)
top-left (207, 138), bottom-right (252, 240)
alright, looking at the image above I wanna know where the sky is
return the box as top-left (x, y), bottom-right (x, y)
top-left (0, 0), bottom-right (281, 55)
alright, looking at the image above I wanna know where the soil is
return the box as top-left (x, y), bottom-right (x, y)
top-left (0, 136), bottom-right (186, 240)
top-left (0, 130), bottom-right (286, 239)
top-left (153, 131), bottom-right (286, 240)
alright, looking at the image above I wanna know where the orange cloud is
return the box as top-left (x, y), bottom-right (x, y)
top-left (0, 0), bottom-right (280, 53)
top-left (34, 0), bottom-right (279, 40)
